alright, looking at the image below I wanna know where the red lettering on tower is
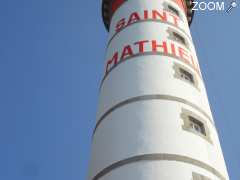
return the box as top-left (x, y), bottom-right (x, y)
top-left (121, 45), bottom-right (134, 60)
top-left (152, 10), bottom-right (167, 21)
top-left (178, 47), bottom-right (189, 63)
top-left (144, 10), bottom-right (149, 20)
top-left (170, 43), bottom-right (177, 56)
top-left (104, 40), bottom-right (201, 78)
top-left (134, 40), bottom-right (149, 53)
top-left (106, 52), bottom-right (119, 74)
top-left (168, 14), bottom-right (180, 27)
top-left (152, 40), bottom-right (168, 54)
top-left (114, 9), bottom-right (183, 34)
top-left (116, 18), bottom-right (126, 32)
top-left (127, 12), bottom-right (141, 25)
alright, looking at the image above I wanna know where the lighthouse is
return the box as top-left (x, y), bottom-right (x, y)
top-left (88, 0), bottom-right (229, 180)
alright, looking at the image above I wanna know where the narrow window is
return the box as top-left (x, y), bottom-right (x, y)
top-left (173, 63), bottom-right (199, 89)
top-left (181, 108), bottom-right (212, 144)
top-left (168, 5), bottom-right (180, 16)
top-left (179, 68), bottom-right (194, 84)
top-left (189, 116), bottom-right (206, 136)
top-left (167, 27), bottom-right (189, 48)
top-left (173, 32), bottom-right (186, 45)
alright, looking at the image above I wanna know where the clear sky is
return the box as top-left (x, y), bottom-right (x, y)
top-left (0, 0), bottom-right (239, 180)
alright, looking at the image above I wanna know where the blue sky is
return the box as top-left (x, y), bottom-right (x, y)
top-left (0, 0), bottom-right (239, 180)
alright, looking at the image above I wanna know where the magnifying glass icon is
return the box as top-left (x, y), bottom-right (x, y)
top-left (226, 1), bottom-right (238, 13)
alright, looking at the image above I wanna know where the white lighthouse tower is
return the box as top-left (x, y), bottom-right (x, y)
top-left (88, 0), bottom-right (229, 180)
